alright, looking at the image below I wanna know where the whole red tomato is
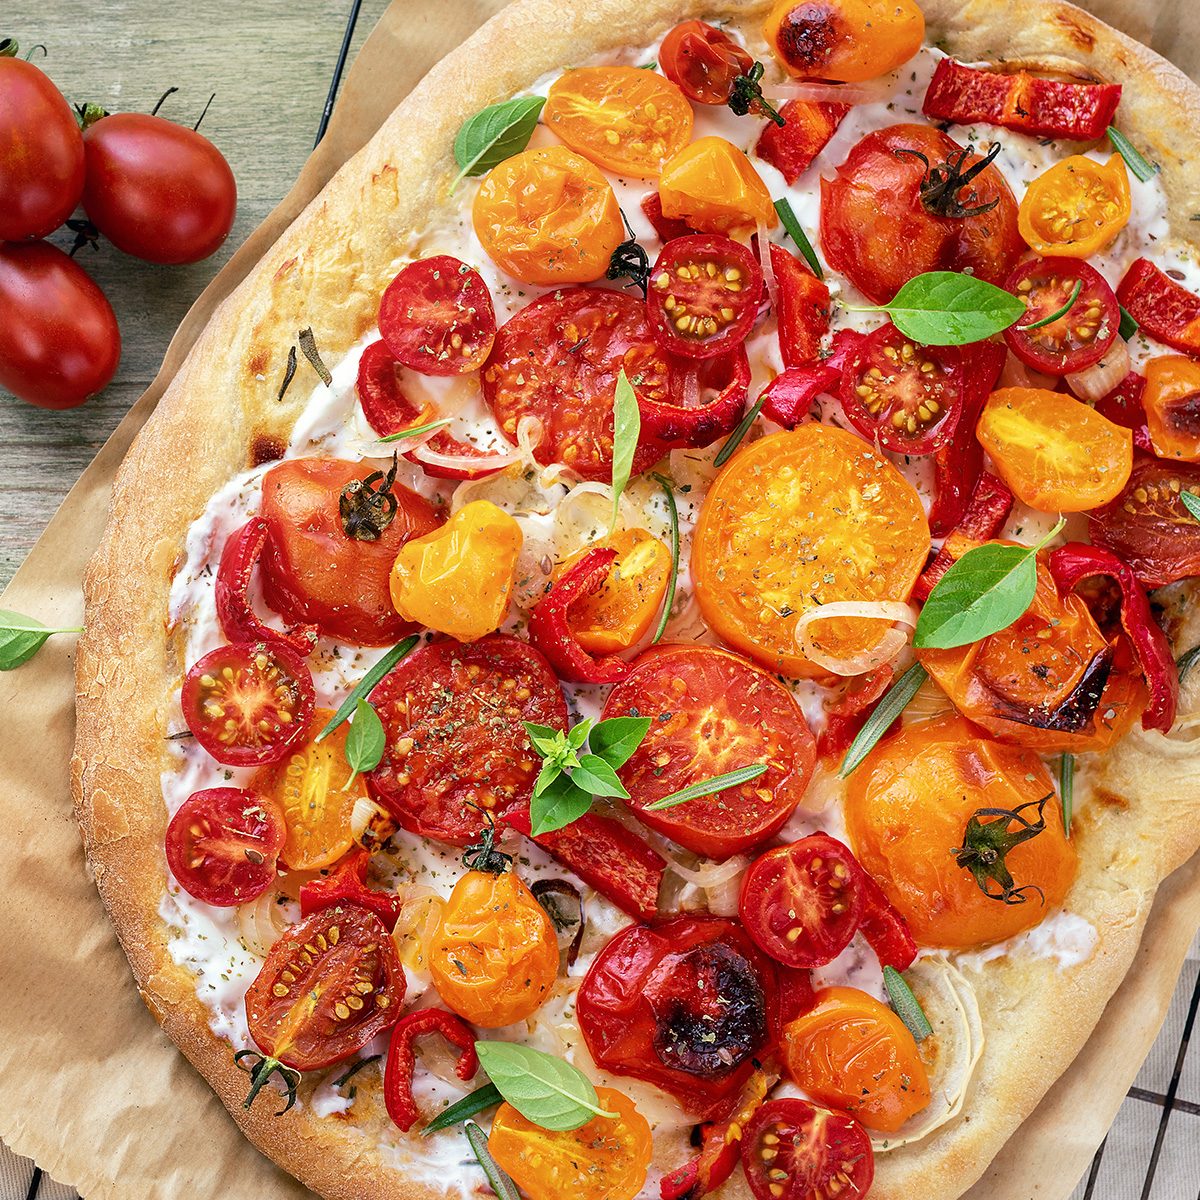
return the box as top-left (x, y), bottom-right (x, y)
top-left (0, 55), bottom-right (86, 241)
top-left (82, 112), bottom-right (237, 264)
top-left (0, 242), bottom-right (121, 409)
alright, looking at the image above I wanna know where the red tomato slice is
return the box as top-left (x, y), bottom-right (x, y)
top-left (839, 322), bottom-right (966, 454)
top-left (245, 904), bottom-right (406, 1071)
top-left (378, 254), bottom-right (496, 376)
top-left (482, 287), bottom-right (669, 481)
top-left (647, 235), bottom-right (764, 360)
top-left (1003, 257), bottom-right (1119, 375)
top-left (181, 641), bottom-right (316, 767)
top-left (857, 870), bottom-right (918, 971)
top-left (165, 788), bottom-right (286, 906)
top-left (739, 835), bottom-right (866, 969)
top-left (755, 99), bottom-right (849, 186)
top-left (368, 634), bottom-right (568, 845)
top-left (771, 242), bottom-right (830, 367)
top-left (660, 20), bottom-right (753, 105)
top-left (601, 646), bottom-right (816, 860)
top-left (740, 1098), bottom-right (874, 1200)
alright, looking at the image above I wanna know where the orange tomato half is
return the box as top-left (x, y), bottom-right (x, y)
top-left (779, 986), bottom-right (931, 1132)
top-left (692, 425), bottom-right (929, 678)
top-left (659, 136), bottom-right (776, 236)
top-left (764, 0), bottom-right (925, 82)
top-left (472, 145), bottom-right (623, 285)
top-left (544, 67), bottom-right (693, 179)
top-left (1018, 154), bottom-right (1131, 258)
top-left (844, 714), bottom-right (1076, 948)
top-left (977, 386), bottom-right (1132, 511)
top-left (488, 1087), bottom-right (653, 1200)
top-left (1144, 355), bottom-right (1200, 461)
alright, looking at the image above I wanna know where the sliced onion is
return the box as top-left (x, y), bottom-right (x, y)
top-left (759, 80), bottom-right (891, 106)
top-left (391, 885), bottom-right (446, 976)
top-left (1066, 338), bottom-right (1130, 402)
top-left (236, 887), bottom-right (289, 957)
top-left (793, 601), bottom-right (917, 676)
top-left (756, 220), bottom-right (778, 313)
top-left (350, 797), bottom-right (396, 853)
top-left (903, 674), bottom-right (955, 724)
top-left (998, 350), bottom-right (1056, 392)
top-left (419, 1030), bottom-right (473, 1085)
top-left (663, 592), bottom-right (720, 647)
top-left (664, 853), bottom-right (750, 888)
top-left (669, 444), bottom-right (723, 493)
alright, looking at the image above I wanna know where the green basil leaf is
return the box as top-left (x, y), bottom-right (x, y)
top-left (882, 967), bottom-right (933, 1042)
top-left (524, 721), bottom-right (567, 758)
top-left (1181, 490), bottom-right (1200, 522)
top-left (650, 474), bottom-right (680, 645)
top-left (378, 418), bottom-right (452, 444)
top-left (566, 718), bottom-right (594, 751)
top-left (475, 1041), bottom-right (616, 1131)
top-left (530, 773), bottom-right (595, 836)
top-left (1118, 304), bottom-right (1139, 341)
top-left (532, 757), bottom-right (563, 799)
top-left (570, 754), bottom-right (630, 800)
top-left (645, 763), bottom-right (768, 811)
top-left (316, 635), bottom-right (419, 741)
top-left (839, 663), bottom-right (929, 778)
top-left (1107, 126), bottom-right (1158, 183)
top-left (0, 609), bottom-right (83, 671)
top-left (1059, 752), bottom-right (1075, 838)
top-left (913, 518), bottom-right (1065, 650)
top-left (865, 271), bottom-right (1025, 346)
top-left (774, 197), bottom-right (823, 279)
top-left (342, 699), bottom-right (385, 788)
top-left (423, 1083), bottom-right (503, 1135)
top-left (453, 96), bottom-right (546, 184)
top-left (609, 369), bottom-right (640, 535)
top-left (588, 715), bottom-right (652, 770)
top-left (464, 1120), bottom-right (521, 1200)
top-left (714, 392), bottom-right (766, 468)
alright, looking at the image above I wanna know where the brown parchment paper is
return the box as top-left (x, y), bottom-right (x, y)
top-left (0, 1), bottom-right (1197, 1197)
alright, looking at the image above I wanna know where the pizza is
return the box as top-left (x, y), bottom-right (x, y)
top-left (72, 1), bottom-right (1200, 1198)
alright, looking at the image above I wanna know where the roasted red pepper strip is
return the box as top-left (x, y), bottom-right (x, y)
top-left (507, 806), bottom-right (665, 922)
top-left (858, 871), bottom-right (918, 971)
top-left (640, 349), bottom-right (750, 447)
top-left (1094, 370), bottom-right (1154, 455)
top-left (528, 548), bottom-right (632, 684)
top-left (755, 99), bottom-right (849, 185)
top-left (1117, 259), bottom-right (1200, 358)
top-left (770, 243), bottom-right (830, 367)
top-left (913, 472), bottom-right (1014, 602)
top-left (759, 363), bottom-right (841, 429)
top-left (384, 1008), bottom-right (479, 1133)
top-left (299, 850), bottom-right (404, 932)
top-left (215, 518), bottom-right (319, 655)
top-left (817, 665), bottom-right (896, 760)
top-left (1049, 543), bottom-right (1178, 732)
top-left (642, 192), bottom-right (697, 243)
top-left (922, 58), bottom-right (1121, 140)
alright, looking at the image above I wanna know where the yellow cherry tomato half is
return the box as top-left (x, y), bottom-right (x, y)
top-left (1144, 355), bottom-right (1200, 461)
top-left (544, 66), bottom-right (693, 179)
top-left (427, 866), bottom-right (559, 1027)
top-left (764, 0), bottom-right (925, 82)
top-left (780, 986), bottom-right (931, 1132)
top-left (488, 1088), bottom-right (653, 1200)
top-left (250, 707), bottom-right (362, 871)
top-left (659, 136), bottom-right (777, 236)
top-left (692, 425), bottom-right (929, 678)
top-left (473, 145), bottom-right (624, 285)
top-left (389, 499), bottom-right (521, 642)
top-left (977, 386), bottom-right (1132, 511)
top-left (1018, 153), bottom-right (1131, 258)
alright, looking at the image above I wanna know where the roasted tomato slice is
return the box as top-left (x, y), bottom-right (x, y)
top-left (1090, 456), bottom-right (1200, 588)
top-left (647, 235), bottom-right (764, 360)
top-left (368, 634), bottom-right (568, 845)
top-left (577, 916), bottom-right (780, 1119)
top-left (482, 287), bottom-right (669, 481)
top-left (601, 645), bottom-right (816, 859)
top-left (164, 787), bottom-right (286, 906)
top-left (771, 242), bottom-right (830, 368)
top-left (378, 254), bottom-right (496, 376)
top-left (660, 20), bottom-right (754, 105)
top-left (1143, 355), bottom-right (1200, 461)
top-left (739, 835), bottom-right (866, 969)
top-left (245, 904), bottom-right (406, 1071)
top-left (1003, 257), bottom-right (1119, 375)
top-left (260, 457), bottom-right (442, 645)
top-left (839, 322), bottom-right (965, 454)
top-left (181, 641), bottom-right (315, 767)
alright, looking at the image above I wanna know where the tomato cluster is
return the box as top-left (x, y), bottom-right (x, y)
top-left (0, 49), bottom-right (235, 409)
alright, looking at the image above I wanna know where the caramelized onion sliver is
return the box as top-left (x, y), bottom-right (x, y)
top-left (1066, 338), bottom-right (1131, 402)
top-left (756, 219), bottom-right (778, 314)
top-left (793, 600), bottom-right (918, 676)
top-left (236, 887), bottom-right (289, 957)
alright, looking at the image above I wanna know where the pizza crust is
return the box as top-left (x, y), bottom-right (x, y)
top-left (73, 1), bottom-right (1200, 1197)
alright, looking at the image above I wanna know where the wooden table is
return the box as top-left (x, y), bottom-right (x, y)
top-left (0, 0), bottom-right (388, 589)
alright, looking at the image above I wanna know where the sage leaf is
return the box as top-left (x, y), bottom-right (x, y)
top-left (857, 271), bottom-right (1025, 346)
top-left (569, 754), bottom-right (629, 800)
top-left (645, 763), bottom-right (768, 811)
top-left (882, 967), bottom-right (933, 1041)
top-left (422, 1083), bottom-right (503, 1135)
top-left (839, 663), bottom-right (928, 777)
top-left (464, 1120), bottom-right (521, 1200)
top-left (609, 369), bottom-right (640, 534)
top-left (913, 518), bottom-right (1065, 650)
top-left (1107, 126), bottom-right (1158, 183)
top-left (0, 610), bottom-right (83, 670)
top-left (453, 96), bottom-right (545, 184)
top-left (651, 474), bottom-right (680, 644)
top-left (316, 634), bottom-right (419, 741)
top-left (588, 715), bottom-right (652, 770)
top-left (475, 1041), bottom-right (616, 1131)
top-left (342, 699), bottom-right (385, 790)
top-left (530, 772), bottom-right (595, 836)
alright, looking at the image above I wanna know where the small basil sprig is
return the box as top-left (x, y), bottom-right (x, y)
top-left (913, 518), bottom-right (1066, 650)
top-left (774, 197), bottom-right (822, 279)
top-left (474, 1042), bottom-right (616, 1131)
top-left (651, 474), bottom-right (680, 645)
top-left (1107, 126), bottom-right (1158, 183)
top-left (453, 96), bottom-right (545, 186)
top-left (0, 609), bottom-right (83, 671)
top-left (342, 699), bottom-right (385, 790)
top-left (839, 662), bottom-right (929, 777)
top-left (848, 270), bottom-right (1025, 346)
top-left (464, 1120), bottom-right (521, 1200)
top-left (525, 716), bottom-right (651, 836)
top-left (645, 763), bottom-right (768, 811)
top-left (423, 1083), bottom-right (503, 1135)
top-left (609, 369), bottom-right (640, 534)
top-left (1017, 278), bottom-right (1082, 331)
top-left (316, 634), bottom-right (419, 741)
top-left (882, 966), bottom-right (933, 1042)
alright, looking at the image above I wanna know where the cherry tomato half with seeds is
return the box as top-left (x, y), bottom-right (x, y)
top-left (245, 904), bottom-right (406, 1071)
top-left (647, 235), bottom-right (764, 360)
top-left (378, 255), bottom-right (495, 376)
top-left (1003, 257), bottom-right (1119, 376)
top-left (181, 640), bottom-right (316, 767)
top-left (740, 1097), bottom-right (874, 1200)
top-left (164, 787), bottom-right (286, 906)
top-left (660, 20), bottom-right (754, 106)
top-left (739, 835), bottom-right (866, 969)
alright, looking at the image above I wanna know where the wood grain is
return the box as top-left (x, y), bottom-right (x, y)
top-left (0, 0), bottom-right (387, 587)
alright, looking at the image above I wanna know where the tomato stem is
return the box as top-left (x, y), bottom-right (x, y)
top-left (339, 453), bottom-right (400, 541)
top-left (233, 1050), bottom-right (302, 1116)
top-left (728, 63), bottom-right (784, 127)
top-left (896, 141), bottom-right (1002, 219)
top-left (951, 794), bottom-right (1051, 906)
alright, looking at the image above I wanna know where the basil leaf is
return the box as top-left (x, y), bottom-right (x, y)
top-left (566, 718), bottom-right (593, 751)
top-left (342, 699), bottom-right (385, 789)
top-left (882, 967), bottom-right (933, 1042)
top-left (913, 518), bottom-right (1065, 650)
top-left (422, 1083), bottom-right (503, 1135)
top-left (524, 721), bottom-right (566, 758)
top-left (532, 757), bottom-right (563, 799)
top-left (475, 1041), bottom-right (616, 1131)
top-left (453, 96), bottom-right (545, 184)
top-left (0, 609), bottom-right (83, 671)
top-left (316, 635), bottom-right (419, 741)
top-left (1059, 752), bottom-right (1075, 838)
top-left (570, 754), bottom-right (630, 800)
top-left (1118, 304), bottom-right (1139, 341)
top-left (464, 1120), bottom-right (521, 1200)
top-left (609, 369), bottom-right (640, 534)
top-left (651, 474), bottom-right (680, 644)
top-left (714, 392), bottom-right (766, 467)
top-left (774, 197), bottom-right (822, 279)
top-left (378, 417), bottom-right (452, 444)
top-left (645, 763), bottom-right (768, 811)
top-left (839, 663), bottom-right (928, 778)
top-left (1017, 278), bottom-right (1082, 331)
top-left (1107, 126), bottom-right (1158, 183)
top-left (588, 715), bottom-right (651, 770)
top-left (862, 271), bottom-right (1025, 346)
top-left (1181, 490), bottom-right (1200, 522)
top-left (530, 772), bottom-right (595, 836)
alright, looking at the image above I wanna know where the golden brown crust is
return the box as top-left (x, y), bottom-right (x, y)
top-left (74, 1), bottom-right (1200, 1197)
